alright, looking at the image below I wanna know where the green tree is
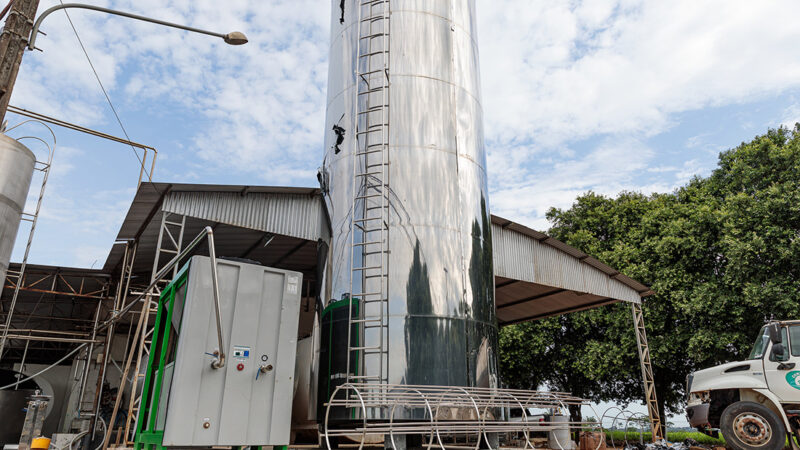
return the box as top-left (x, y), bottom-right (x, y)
top-left (499, 125), bottom-right (800, 429)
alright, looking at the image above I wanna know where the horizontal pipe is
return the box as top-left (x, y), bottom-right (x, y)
top-left (0, 328), bottom-right (92, 336)
top-left (3, 334), bottom-right (100, 343)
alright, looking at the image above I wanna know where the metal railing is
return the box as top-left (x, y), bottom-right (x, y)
top-left (323, 383), bottom-right (602, 450)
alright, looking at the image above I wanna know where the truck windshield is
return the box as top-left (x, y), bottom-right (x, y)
top-left (748, 326), bottom-right (770, 359)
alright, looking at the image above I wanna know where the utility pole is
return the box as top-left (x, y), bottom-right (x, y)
top-left (0, 0), bottom-right (40, 124)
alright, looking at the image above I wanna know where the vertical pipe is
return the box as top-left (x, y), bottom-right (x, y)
top-left (16, 334), bottom-right (30, 390)
top-left (78, 300), bottom-right (102, 417)
top-left (207, 229), bottom-right (225, 369)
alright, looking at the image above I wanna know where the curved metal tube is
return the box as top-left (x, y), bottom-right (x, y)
top-left (94, 226), bottom-right (226, 368)
top-left (28, 3), bottom-right (243, 50)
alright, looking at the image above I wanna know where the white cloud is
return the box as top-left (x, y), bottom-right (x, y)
top-left (490, 137), bottom-right (658, 229)
top-left (783, 103), bottom-right (800, 129)
top-left (479, 0), bottom-right (800, 229)
top-left (8, 0), bottom-right (800, 266)
top-left (478, 0), bottom-right (800, 148)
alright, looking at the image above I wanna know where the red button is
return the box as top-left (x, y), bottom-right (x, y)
top-left (237, 363), bottom-right (244, 371)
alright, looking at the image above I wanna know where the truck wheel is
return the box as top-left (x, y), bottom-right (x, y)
top-left (720, 401), bottom-right (786, 450)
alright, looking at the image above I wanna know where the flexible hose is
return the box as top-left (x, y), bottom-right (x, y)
top-left (0, 343), bottom-right (87, 390)
top-left (68, 431), bottom-right (89, 450)
top-left (92, 416), bottom-right (107, 450)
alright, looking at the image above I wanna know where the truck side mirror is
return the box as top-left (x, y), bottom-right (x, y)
top-left (768, 323), bottom-right (781, 344)
top-left (772, 343), bottom-right (787, 360)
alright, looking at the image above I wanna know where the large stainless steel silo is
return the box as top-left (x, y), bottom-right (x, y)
top-left (319, 0), bottom-right (498, 400)
top-left (0, 134), bottom-right (35, 284)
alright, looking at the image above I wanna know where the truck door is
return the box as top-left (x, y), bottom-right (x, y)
top-left (764, 326), bottom-right (800, 403)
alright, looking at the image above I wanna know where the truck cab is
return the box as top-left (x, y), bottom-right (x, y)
top-left (686, 321), bottom-right (800, 450)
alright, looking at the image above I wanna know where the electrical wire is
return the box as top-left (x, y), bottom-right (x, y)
top-left (56, 0), bottom-right (152, 184)
top-left (0, 0), bottom-right (15, 21)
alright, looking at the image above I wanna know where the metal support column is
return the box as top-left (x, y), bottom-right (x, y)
top-left (632, 302), bottom-right (663, 441)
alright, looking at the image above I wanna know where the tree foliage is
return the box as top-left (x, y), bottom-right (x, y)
top-left (499, 125), bottom-right (800, 423)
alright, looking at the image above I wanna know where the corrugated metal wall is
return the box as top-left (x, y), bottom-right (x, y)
top-left (162, 191), bottom-right (329, 242)
top-left (491, 223), bottom-right (641, 303)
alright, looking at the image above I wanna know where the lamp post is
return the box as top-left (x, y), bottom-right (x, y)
top-left (28, 3), bottom-right (248, 50)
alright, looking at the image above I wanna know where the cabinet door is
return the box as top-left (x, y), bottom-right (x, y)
top-left (764, 326), bottom-right (800, 403)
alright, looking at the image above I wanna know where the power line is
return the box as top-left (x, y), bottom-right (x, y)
top-left (56, 0), bottom-right (152, 183)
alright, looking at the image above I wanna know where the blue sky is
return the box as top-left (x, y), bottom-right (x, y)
top-left (8, 0), bottom-right (800, 276)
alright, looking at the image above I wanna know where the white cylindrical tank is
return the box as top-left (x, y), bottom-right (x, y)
top-left (320, 0), bottom-right (498, 395)
top-left (0, 133), bottom-right (35, 284)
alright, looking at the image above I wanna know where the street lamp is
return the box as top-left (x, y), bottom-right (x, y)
top-left (28, 3), bottom-right (248, 51)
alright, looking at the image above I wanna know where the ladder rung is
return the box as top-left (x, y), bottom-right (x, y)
top-left (163, 221), bottom-right (184, 226)
top-left (352, 318), bottom-right (383, 324)
top-left (360, 17), bottom-right (387, 26)
top-left (359, 50), bottom-right (388, 59)
top-left (350, 346), bottom-right (381, 351)
top-left (358, 87), bottom-right (387, 96)
top-left (358, 68), bottom-right (386, 77)
top-left (352, 266), bottom-right (382, 271)
top-left (357, 105), bottom-right (389, 115)
top-left (363, 250), bottom-right (387, 256)
top-left (362, 298), bottom-right (388, 304)
top-left (359, 33), bottom-right (389, 41)
top-left (356, 130), bottom-right (388, 137)
top-left (159, 249), bottom-right (178, 254)
top-left (355, 149), bottom-right (383, 156)
top-left (366, 205), bottom-right (389, 211)
top-left (353, 240), bottom-right (383, 247)
top-left (365, 163), bottom-right (388, 170)
top-left (357, 224), bottom-right (387, 231)
top-left (355, 171), bottom-right (383, 177)
top-left (353, 217), bottom-right (381, 223)
top-left (365, 274), bottom-right (389, 279)
top-left (355, 193), bottom-right (386, 200)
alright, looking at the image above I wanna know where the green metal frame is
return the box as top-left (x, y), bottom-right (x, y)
top-left (134, 263), bottom-right (190, 450)
top-left (132, 261), bottom-right (298, 449)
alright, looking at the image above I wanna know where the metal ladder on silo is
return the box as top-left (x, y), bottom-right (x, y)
top-left (346, 0), bottom-right (391, 387)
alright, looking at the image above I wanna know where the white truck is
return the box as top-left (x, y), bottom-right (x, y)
top-left (686, 321), bottom-right (800, 450)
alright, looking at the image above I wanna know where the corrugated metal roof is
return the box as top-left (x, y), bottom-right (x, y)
top-left (491, 215), bottom-right (654, 326)
top-left (104, 183), bottom-right (327, 273)
top-left (491, 215), bottom-right (653, 297)
top-left (103, 182), bottom-right (653, 327)
top-left (162, 190), bottom-right (329, 243)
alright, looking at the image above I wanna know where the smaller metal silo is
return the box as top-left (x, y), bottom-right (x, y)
top-left (0, 133), bottom-right (35, 283)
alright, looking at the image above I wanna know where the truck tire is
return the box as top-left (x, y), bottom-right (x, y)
top-left (720, 401), bottom-right (786, 450)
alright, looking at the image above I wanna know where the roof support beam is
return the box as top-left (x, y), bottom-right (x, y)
top-left (500, 297), bottom-right (617, 326)
top-left (271, 240), bottom-right (310, 267)
top-left (240, 233), bottom-right (275, 259)
top-left (496, 289), bottom-right (567, 311)
top-left (494, 279), bottom-right (520, 290)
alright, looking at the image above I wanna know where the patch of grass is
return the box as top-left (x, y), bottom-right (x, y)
top-left (603, 430), bottom-right (726, 446)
